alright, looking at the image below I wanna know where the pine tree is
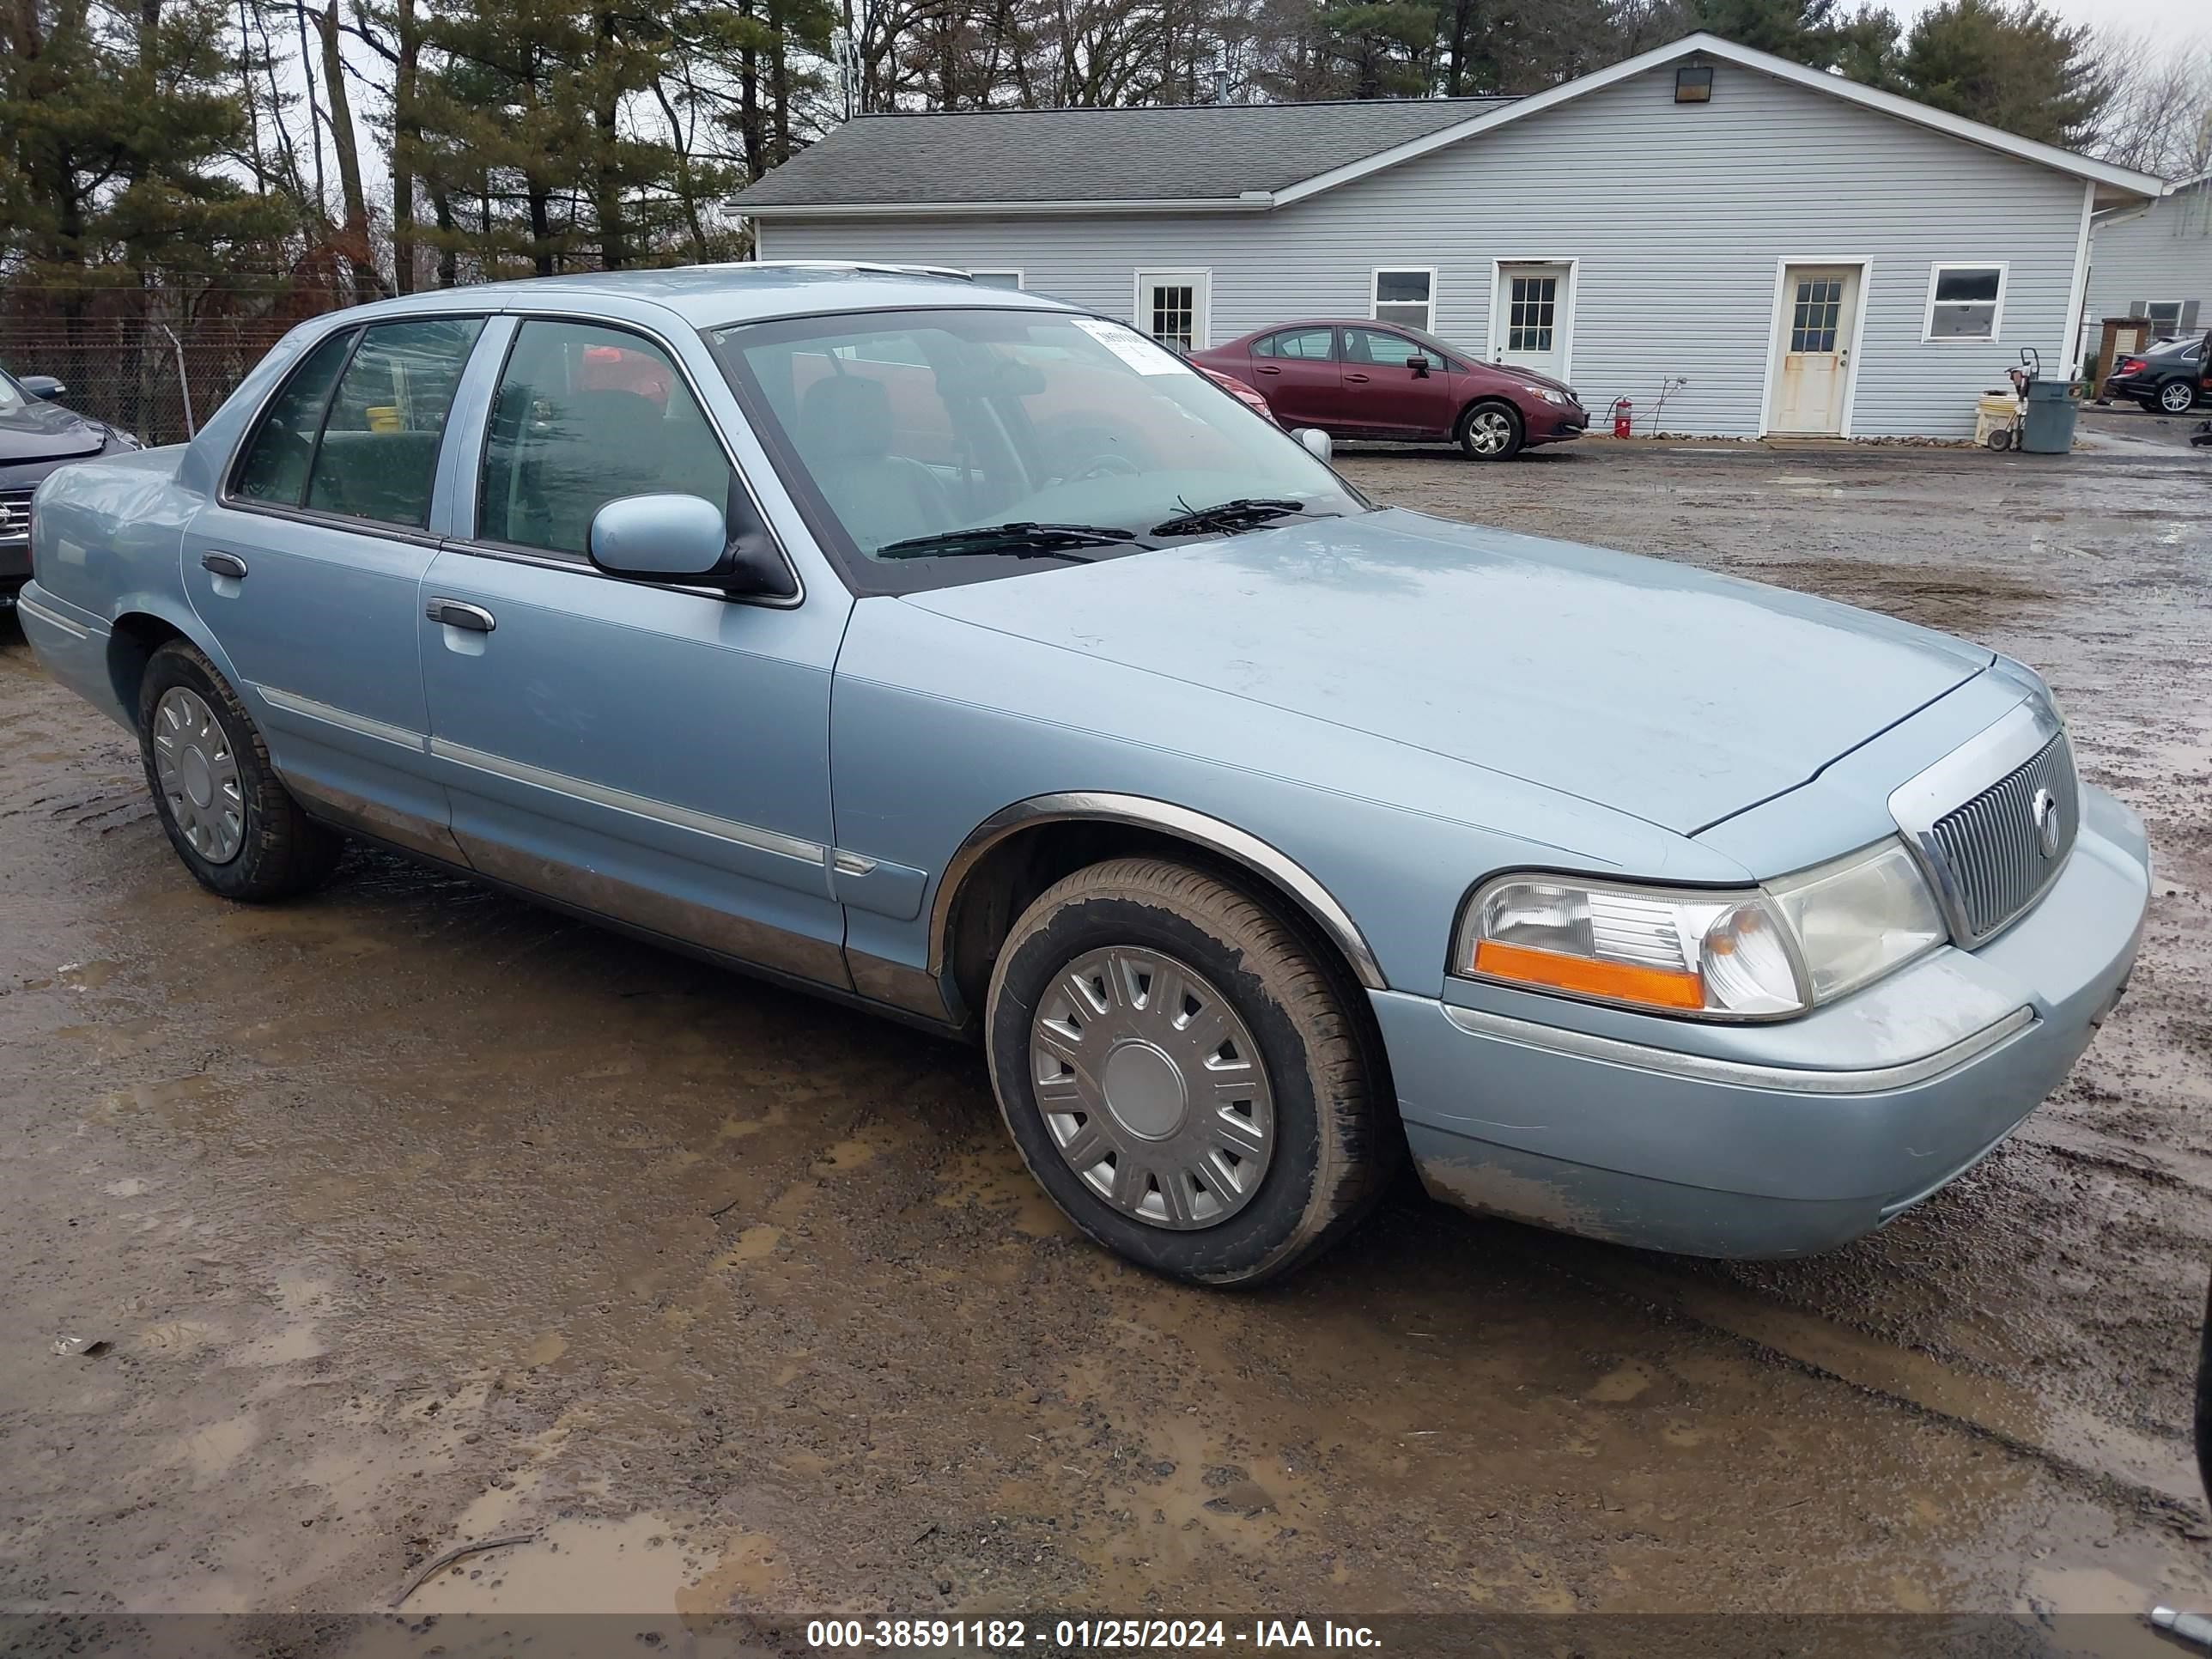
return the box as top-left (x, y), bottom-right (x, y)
top-left (1894, 0), bottom-right (2108, 149)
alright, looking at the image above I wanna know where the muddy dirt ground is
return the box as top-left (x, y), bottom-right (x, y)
top-left (3, 440), bottom-right (2210, 1635)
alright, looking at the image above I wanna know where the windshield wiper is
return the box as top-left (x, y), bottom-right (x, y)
top-left (1150, 498), bottom-right (1332, 538)
top-left (875, 522), bottom-right (1140, 562)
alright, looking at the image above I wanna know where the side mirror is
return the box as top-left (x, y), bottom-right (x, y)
top-left (1405, 355), bottom-right (1430, 378)
top-left (20, 374), bottom-right (65, 402)
top-left (1292, 427), bottom-right (1333, 464)
top-left (587, 493), bottom-right (793, 598)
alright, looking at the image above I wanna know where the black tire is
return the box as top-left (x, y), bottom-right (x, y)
top-left (1457, 400), bottom-right (1524, 462)
top-left (984, 856), bottom-right (1399, 1286)
top-left (2159, 380), bottom-right (2197, 415)
top-left (136, 640), bottom-right (343, 901)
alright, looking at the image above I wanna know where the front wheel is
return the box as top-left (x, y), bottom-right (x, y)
top-left (1458, 401), bottom-right (1523, 462)
top-left (137, 640), bottom-right (343, 901)
top-left (984, 857), bottom-right (1398, 1286)
top-left (2160, 380), bottom-right (2197, 415)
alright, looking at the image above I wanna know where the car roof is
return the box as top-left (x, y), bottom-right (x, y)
top-left (319, 264), bottom-right (1081, 331)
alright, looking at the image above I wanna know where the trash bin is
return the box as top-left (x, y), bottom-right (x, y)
top-left (2019, 378), bottom-right (2078, 453)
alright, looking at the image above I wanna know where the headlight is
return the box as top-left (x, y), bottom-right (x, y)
top-left (1458, 839), bottom-right (1947, 1020)
top-left (1522, 386), bottom-right (1565, 404)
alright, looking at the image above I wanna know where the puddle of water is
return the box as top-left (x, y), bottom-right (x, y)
top-left (403, 1513), bottom-right (721, 1613)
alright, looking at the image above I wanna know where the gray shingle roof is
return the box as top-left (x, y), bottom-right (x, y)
top-left (730, 98), bottom-right (1516, 210)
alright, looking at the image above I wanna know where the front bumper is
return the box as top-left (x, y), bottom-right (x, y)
top-left (1526, 405), bottom-right (1586, 445)
top-left (1376, 783), bottom-right (2148, 1258)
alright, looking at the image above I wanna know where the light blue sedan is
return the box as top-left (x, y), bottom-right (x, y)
top-left (16, 266), bottom-right (2148, 1285)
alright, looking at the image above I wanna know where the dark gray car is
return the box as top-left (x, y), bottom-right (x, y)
top-left (0, 368), bottom-right (140, 605)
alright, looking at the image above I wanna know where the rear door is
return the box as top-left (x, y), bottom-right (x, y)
top-left (414, 313), bottom-right (854, 988)
top-left (1339, 326), bottom-right (1460, 438)
top-left (181, 314), bottom-right (486, 860)
top-left (1245, 326), bottom-right (1341, 429)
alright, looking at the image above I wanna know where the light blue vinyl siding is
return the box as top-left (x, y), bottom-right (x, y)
top-left (2085, 180), bottom-right (2212, 340)
top-left (757, 61), bottom-right (2092, 439)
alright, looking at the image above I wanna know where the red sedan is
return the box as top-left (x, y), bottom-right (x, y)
top-left (1191, 319), bottom-right (1585, 461)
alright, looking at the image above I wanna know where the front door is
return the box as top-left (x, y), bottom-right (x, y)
top-left (182, 313), bottom-right (486, 860)
top-left (416, 315), bottom-right (853, 988)
top-left (1337, 325), bottom-right (1460, 437)
top-left (1492, 264), bottom-right (1571, 381)
top-left (1769, 264), bottom-right (1861, 435)
top-left (1135, 270), bottom-right (1211, 352)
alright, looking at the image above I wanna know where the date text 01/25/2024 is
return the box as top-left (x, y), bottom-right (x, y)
top-left (805, 1619), bottom-right (1382, 1650)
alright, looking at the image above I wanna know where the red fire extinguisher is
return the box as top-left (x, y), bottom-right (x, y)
top-left (1610, 397), bottom-right (1633, 438)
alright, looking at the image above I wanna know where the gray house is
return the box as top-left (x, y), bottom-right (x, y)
top-left (2086, 171), bottom-right (2212, 343)
top-left (733, 33), bottom-right (2163, 441)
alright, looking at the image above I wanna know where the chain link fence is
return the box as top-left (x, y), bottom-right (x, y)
top-left (0, 284), bottom-right (353, 447)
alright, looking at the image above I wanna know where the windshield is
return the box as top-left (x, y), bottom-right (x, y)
top-left (710, 307), bottom-right (1367, 589)
top-left (0, 372), bottom-right (27, 414)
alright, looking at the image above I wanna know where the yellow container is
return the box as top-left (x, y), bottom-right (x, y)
top-left (1973, 392), bottom-right (2018, 450)
top-left (364, 404), bottom-right (403, 434)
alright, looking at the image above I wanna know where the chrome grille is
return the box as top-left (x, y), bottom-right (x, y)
top-left (0, 489), bottom-right (28, 545)
top-left (1927, 732), bottom-right (2077, 943)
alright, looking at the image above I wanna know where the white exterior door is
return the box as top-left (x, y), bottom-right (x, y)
top-left (1135, 270), bottom-right (1210, 351)
top-left (1768, 264), bottom-right (1861, 435)
top-left (1492, 263), bottom-right (1571, 380)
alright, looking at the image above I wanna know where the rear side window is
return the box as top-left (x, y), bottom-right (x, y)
top-left (232, 330), bottom-right (354, 506)
top-left (306, 319), bottom-right (483, 527)
top-left (477, 319), bottom-right (736, 559)
top-left (231, 318), bottom-right (483, 529)
top-left (1259, 327), bottom-right (1335, 361)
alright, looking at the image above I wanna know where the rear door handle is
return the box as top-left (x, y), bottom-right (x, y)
top-left (1253, 365), bottom-right (1282, 376)
top-left (426, 599), bottom-right (495, 634)
top-left (201, 551), bottom-right (248, 579)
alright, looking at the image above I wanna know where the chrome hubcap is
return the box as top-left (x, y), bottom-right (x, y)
top-left (2161, 382), bottom-right (2193, 412)
top-left (152, 687), bottom-right (245, 865)
top-left (1029, 947), bottom-right (1275, 1231)
top-left (1468, 411), bottom-right (1512, 455)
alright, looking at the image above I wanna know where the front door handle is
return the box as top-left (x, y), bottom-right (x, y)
top-left (201, 551), bottom-right (248, 580)
top-left (1344, 372), bottom-right (1372, 383)
top-left (426, 599), bottom-right (495, 634)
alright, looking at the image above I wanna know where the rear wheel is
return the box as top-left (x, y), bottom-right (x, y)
top-left (1458, 401), bottom-right (1523, 462)
top-left (137, 641), bottom-right (343, 901)
top-left (984, 857), bottom-right (1398, 1286)
top-left (2159, 380), bottom-right (2197, 415)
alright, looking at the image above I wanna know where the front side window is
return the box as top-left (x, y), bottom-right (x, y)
top-left (304, 319), bottom-right (483, 527)
top-left (1925, 265), bottom-right (2004, 341)
top-left (713, 307), bottom-right (1366, 593)
top-left (1343, 327), bottom-right (1443, 371)
top-left (1373, 269), bottom-right (1433, 332)
top-left (478, 319), bottom-right (737, 559)
top-left (1259, 327), bottom-right (1335, 361)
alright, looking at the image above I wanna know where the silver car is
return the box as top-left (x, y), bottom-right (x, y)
top-left (15, 266), bottom-right (2149, 1285)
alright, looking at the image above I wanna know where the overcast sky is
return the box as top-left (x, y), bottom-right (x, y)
top-left (1887, 0), bottom-right (2205, 39)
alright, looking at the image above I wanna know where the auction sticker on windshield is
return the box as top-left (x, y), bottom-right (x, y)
top-left (1073, 317), bottom-right (1188, 375)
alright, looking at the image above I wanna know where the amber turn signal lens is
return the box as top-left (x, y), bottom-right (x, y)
top-left (1472, 939), bottom-right (1706, 1012)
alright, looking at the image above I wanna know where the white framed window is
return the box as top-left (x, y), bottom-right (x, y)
top-left (1923, 264), bottom-right (2007, 341)
top-left (2133, 299), bottom-right (2201, 338)
top-left (1371, 267), bottom-right (1435, 333)
top-left (1133, 270), bottom-right (1210, 350)
top-left (969, 270), bottom-right (1024, 290)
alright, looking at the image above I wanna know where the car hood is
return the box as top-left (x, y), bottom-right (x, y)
top-left (0, 397), bottom-right (108, 464)
top-left (901, 508), bottom-right (1991, 835)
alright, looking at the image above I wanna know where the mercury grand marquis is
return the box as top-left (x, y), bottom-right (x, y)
top-left (15, 265), bottom-right (2149, 1285)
